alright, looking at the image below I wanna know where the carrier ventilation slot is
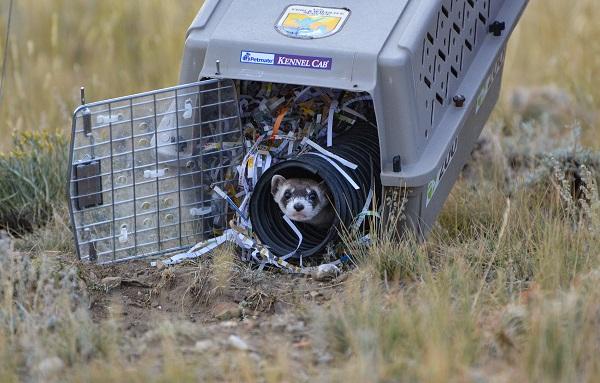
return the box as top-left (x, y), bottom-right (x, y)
top-left (419, 0), bottom-right (492, 136)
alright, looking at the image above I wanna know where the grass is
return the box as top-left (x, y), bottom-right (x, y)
top-left (318, 158), bottom-right (600, 382)
top-left (0, 0), bottom-right (204, 151)
top-left (0, 130), bottom-right (68, 234)
top-left (0, 0), bottom-right (599, 382)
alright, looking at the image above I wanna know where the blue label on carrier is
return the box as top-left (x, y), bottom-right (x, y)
top-left (240, 51), bottom-right (333, 70)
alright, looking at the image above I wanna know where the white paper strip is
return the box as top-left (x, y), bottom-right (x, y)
top-left (306, 152), bottom-right (360, 190)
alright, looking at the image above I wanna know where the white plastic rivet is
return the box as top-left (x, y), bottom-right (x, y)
top-left (118, 226), bottom-right (128, 243)
top-left (144, 169), bottom-right (166, 179)
top-left (183, 99), bottom-right (193, 120)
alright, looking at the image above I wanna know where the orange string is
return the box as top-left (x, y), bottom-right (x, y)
top-left (271, 107), bottom-right (289, 141)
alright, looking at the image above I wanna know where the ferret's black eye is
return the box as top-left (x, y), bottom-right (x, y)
top-left (284, 191), bottom-right (292, 200)
top-left (308, 192), bottom-right (318, 202)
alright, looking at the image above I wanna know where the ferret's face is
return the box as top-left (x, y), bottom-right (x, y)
top-left (271, 176), bottom-right (330, 223)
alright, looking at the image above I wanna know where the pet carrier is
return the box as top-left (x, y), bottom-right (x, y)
top-left (68, 0), bottom-right (529, 264)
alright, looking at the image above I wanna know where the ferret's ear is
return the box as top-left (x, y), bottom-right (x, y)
top-left (271, 175), bottom-right (286, 196)
top-left (317, 181), bottom-right (328, 192)
top-left (318, 181), bottom-right (332, 198)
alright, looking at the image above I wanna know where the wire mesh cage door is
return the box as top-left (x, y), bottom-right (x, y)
top-left (68, 79), bottom-right (243, 264)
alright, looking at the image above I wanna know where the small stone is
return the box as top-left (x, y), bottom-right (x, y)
top-left (333, 272), bottom-right (349, 284)
top-left (317, 352), bottom-right (333, 365)
top-left (214, 302), bottom-right (242, 321)
top-left (243, 319), bottom-right (258, 330)
top-left (37, 356), bottom-right (65, 377)
top-left (228, 335), bottom-right (250, 351)
top-left (194, 340), bottom-right (215, 352)
top-left (309, 291), bottom-right (322, 299)
top-left (220, 320), bottom-right (239, 328)
top-left (312, 264), bottom-right (340, 282)
top-left (285, 321), bottom-right (305, 334)
top-left (101, 276), bottom-right (122, 290)
top-left (270, 316), bottom-right (288, 332)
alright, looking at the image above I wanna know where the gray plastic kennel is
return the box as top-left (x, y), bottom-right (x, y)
top-left (68, 0), bottom-right (529, 264)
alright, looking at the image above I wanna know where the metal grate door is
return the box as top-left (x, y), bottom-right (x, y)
top-left (68, 79), bottom-right (243, 264)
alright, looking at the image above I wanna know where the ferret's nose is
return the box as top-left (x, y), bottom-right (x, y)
top-left (294, 203), bottom-right (305, 212)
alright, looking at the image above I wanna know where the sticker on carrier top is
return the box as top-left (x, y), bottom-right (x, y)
top-left (240, 51), bottom-right (333, 70)
top-left (275, 5), bottom-right (351, 39)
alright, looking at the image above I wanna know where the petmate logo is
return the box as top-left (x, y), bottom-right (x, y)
top-left (240, 51), bottom-right (276, 65)
top-left (241, 50), bottom-right (333, 70)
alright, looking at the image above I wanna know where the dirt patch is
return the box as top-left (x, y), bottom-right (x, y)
top-left (78, 256), bottom-right (346, 367)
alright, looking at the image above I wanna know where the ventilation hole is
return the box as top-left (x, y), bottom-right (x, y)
top-left (438, 50), bottom-right (447, 61)
top-left (451, 66), bottom-right (458, 77)
top-left (427, 32), bottom-right (434, 44)
top-left (453, 23), bottom-right (461, 33)
top-left (445, 72), bottom-right (450, 98)
top-left (479, 13), bottom-right (487, 24)
top-left (436, 93), bottom-right (444, 105)
top-left (430, 103), bottom-right (435, 125)
top-left (425, 129), bottom-right (429, 139)
top-left (474, 20), bottom-right (478, 42)
top-left (467, 0), bottom-right (474, 7)
top-left (424, 77), bottom-right (432, 88)
top-left (460, 45), bottom-right (465, 70)
top-left (465, 40), bottom-right (472, 51)
top-left (441, 5), bottom-right (449, 17)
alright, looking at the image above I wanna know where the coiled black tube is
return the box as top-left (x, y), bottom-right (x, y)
top-left (250, 124), bottom-right (381, 259)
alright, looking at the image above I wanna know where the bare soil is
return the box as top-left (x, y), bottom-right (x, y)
top-left (78, 258), bottom-right (347, 370)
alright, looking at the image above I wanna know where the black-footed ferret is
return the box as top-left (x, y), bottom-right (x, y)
top-left (271, 176), bottom-right (334, 228)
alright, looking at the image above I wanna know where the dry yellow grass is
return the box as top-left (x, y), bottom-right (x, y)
top-left (0, 0), bottom-right (203, 151)
top-left (0, 0), bottom-right (598, 149)
top-left (503, 0), bottom-right (600, 146)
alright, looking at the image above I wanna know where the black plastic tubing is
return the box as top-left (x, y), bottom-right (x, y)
top-left (249, 124), bottom-right (381, 259)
